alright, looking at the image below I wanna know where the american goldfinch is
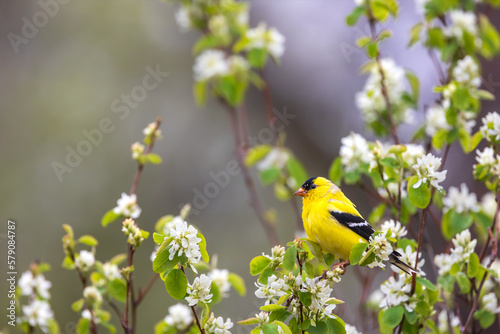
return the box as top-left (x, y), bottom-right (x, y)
top-left (294, 176), bottom-right (415, 275)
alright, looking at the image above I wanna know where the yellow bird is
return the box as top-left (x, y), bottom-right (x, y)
top-left (294, 176), bottom-right (415, 274)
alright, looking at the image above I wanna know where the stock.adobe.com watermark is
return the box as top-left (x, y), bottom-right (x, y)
top-left (7, 0), bottom-right (72, 54)
top-left (187, 106), bottom-right (297, 215)
top-left (51, 64), bottom-right (169, 182)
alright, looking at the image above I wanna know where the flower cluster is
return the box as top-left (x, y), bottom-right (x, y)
top-left (442, 183), bottom-right (478, 213)
top-left (113, 192), bottom-right (141, 219)
top-left (167, 219), bottom-right (202, 267)
top-left (244, 22), bottom-right (285, 59)
top-left (392, 245), bottom-right (425, 276)
top-left (412, 153), bottom-right (447, 191)
top-left (425, 104), bottom-right (450, 136)
top-left (444, 10), bottom-right (481, 47)
top-left (75, 250), bottom-right (95, 273)
top-left (452, 56), bottom-right (481, 88)
top-left (339, 132), bottom-right (372, 172)
top-left (18, 269), bottom-right (55, 333)
top-left (256, 148), bottom-right (290, 172)
top-left (379, 275), bottom-right (415, 312)
top-left (380, 219), bottom-right (407, 240)
top-left (163, 303), bottom-right (193, 331)
top-left (122, 218), bottom-right (145, 248)
top-left (300, 277), bottom-right (338, 321)
top-left (262, 245), bottom-right (286, 266)
top-left (143, 121), bottom-right (162, 141)
top-left (366, 234), bottom-right (393, 269)
top-left (209, 269), bottom-right (231, 297)
top-left (186, 274), bottom-right (213, 306)
top-left (480, 111), bottom-right (500, 143)
top-left (434, 229), bottom-right (477, 275)
top-left (255, 274), bottom-right (289, 305)
top-left (131, 142), bottom-right (145, 160)
top-left (355, 58), bottom-right (409, 125)
top-left (437, 310), bottom-right (460, 333)
top-left (204, 313), bottom-right (234, 334)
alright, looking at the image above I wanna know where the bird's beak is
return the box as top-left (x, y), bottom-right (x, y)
top-left (294, 187), bottom-right (307, 197)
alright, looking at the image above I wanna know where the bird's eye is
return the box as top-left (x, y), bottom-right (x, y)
top-left (311, 184), bottom-right (317, 189)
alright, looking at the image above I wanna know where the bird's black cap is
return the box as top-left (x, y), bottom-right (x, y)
top-left (301, 176), bottom-right (318, 191)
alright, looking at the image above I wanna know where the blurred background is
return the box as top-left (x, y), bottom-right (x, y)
top-left (1, 0), bottom-right (500, 332)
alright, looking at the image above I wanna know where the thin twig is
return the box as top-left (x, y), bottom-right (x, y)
top-left (260, 69), bottom-right (278, 144)
top-left (297, 253), bottom-right (305, 334)
top-left (134, 273), bottom-right (159, 307)
top-left (225, 104), bottom-right (279, 245)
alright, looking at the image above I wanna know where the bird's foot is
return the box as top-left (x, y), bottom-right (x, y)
top-left (331, 260), bottom-right (350, 275)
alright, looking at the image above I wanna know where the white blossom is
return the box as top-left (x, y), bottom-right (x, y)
top-left (168, 219), bottom-right (202, 266)
top-left (402, 144), bottom-right (425, 167)
top-left (19, 272), bottom-right (52, 299)
top-left (209, 269), bottom-right (231, 297)
top-left (113, 192), bottom-right (141, 219)
top-left (75, 250), bottom-right (95, 272)
top-left (412, 153), bottom-right (447, 191)
top-left (345, 324), bottom-right (362, 334)
top-left (482, 292), bottom-right (500, 314)
top-left (340, 132), bottom-right (372, 172)
top-left (434, 253), bottom-right (455, 276)
top-left (425, 104), bottom-right (451, 136)
top-left (380, 220), bottom-right (407, 239)
top-left (392, 246), bottom-right (425, 276)
top-left (102, 263), bottom-right (121, 280)
top-left (368, 289), bottom-right (384, 308)
top-left (186, 274), bottom-right (213, 306)
top-left (380, 275), bottom-right (414, 311)
top-left (366, 234), bottom-right (393, 269)
top-left (122, 218), bottom-right (144, 248)
top-left (453, 56), bottom-right (481, 88)
top-left (204, 313), bottom-right (233, 334)
top-left (445, 10), bottom-right (480, 45)
top-left (22, 300), bottom-right (54, 331)
top-left (164, 303), bottom-right (192, 330)
top-left (83, 286), bottom-right (103, 307)
top-left (443, 183), bottom-right (478, 213)
top-left (301, 277), bottom-right (337, 319)
top-left (143, 121), bottom-right (162, 139)
top-left (209, 15), bottom-right (229, 37)
top-left (254, 275), bottom-right (289, 304)
top-left (475, 147), bottom-right (496, 168)
top-left (131, 142), bottom-right (145, 160)
top-left (256, 148), bottom-right (289, 171)
top-left (481, 192), bottom-right (497, 218)
top-left (355, 59), bottom-right (406, 122)
top-left (228, 55), bottom-right (249, 73)
top-left (480, 112), bottom-right (500, 142)
top-left (193, 50), bottom-right (229, 82)
top-left (450, 229), bottom-right (477, 262)
top-left (175, 6), bottom-right (191, 31)
top-left (81, 309), bottom-right (100, 324)
top-left (437, 310), bottom-right (460, 333)
top-left (245, 22), bottom-right (285, 59)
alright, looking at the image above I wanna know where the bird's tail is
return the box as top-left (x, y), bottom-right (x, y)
top-left (389, 251), bottom-right (417, 275)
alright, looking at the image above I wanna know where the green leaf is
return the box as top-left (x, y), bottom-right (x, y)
top-left (442, 210), bottom-right (474, 240)
top-left (427, 27), bottom-right (445, 48)
top-left (407, 175), bottom-right (431, 209)
top-left (153, 232), bottom-right (165, 244)
top-left (262, 323), bottom-right (280, 334)
top-left (140, 153), bottom-right (162, 165)
top-left (369, 203), bottom-right (386, 224)
top-left (62, 224), bottom-right (74, 238)
top-left (480, 15), bottom-right (500, 58)
top-left (452, 86), bottom-right (471, 110)
top-left (366, 41), bottom-right (378, 58)
top-left (245, 145), bottom-right (272, 167)
top-left (382, 305), bottom-right (404, 329)
top-left (165, 268), bottom-right (188, 300)
top-left (350, 242), bottom-right (369, 265)
top-left (250, 256), bottom-right (272, 275)
top-left (228, 272), bottom-right (246, 296)
top-left (282, 246), bottom-right (297, 271)
top-left (286, 158), bottom-right (308, 188)
top-left (259, 267), bottom-right (275, 284)
top-left (307, 321), bottom-right (328, 334)
top-left (77, 318), bottom-right (90, 334)
top-left (455, 271), bottom-right (471, 294)
top-left (274, 321), bottom-right (293, 334)
top-left (108, 278), bottom-right (127, 303)
top-left (405, 309), bottom-right (418, 325)
top-left (468, 252), bottom-right (480, 278)
top-left (247, 48), bottom-right (268, 68)
top-left (260, 304), bottom-right (285, 312)
top-left (201, 301), bottom-right (210, 325)
top-left (409, 23), bottom-right (423, 47)
top-left (72, 299), bottom-right (85, 312)
top-left (346, 6), bottom-right (366, 26)
top-left (152, 247), bottom-right (177, 274)
top-left (329, 157), bottom-right (343, 185)
top-left (238, 318), bottom-right (261, 325)
top-left (198, 233), bottom-right (209, 263)
top-left (78, 235), bottom-right (98, 246)
top-left (416, 277), bottom-right (437, 291)
top-left (298, 291), bottom-right (312, 307)
top-left (405, 71), bottom-right (420, 102)
top-left (474, 309), bottom-right (496, 329)
top-left (101, 209), bottom-right (120, 227)
top-left (327, 317), bottom-right (346, 334)
top-left (259, 168), bottom-right (281, 185)
top-left (356, 36), bottom-right (371, 48)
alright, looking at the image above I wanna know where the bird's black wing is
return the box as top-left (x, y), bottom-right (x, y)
top-left (329, 211), bottom-right (375, 241)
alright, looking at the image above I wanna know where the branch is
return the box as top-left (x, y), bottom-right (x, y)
top-left (134, 273), bottom-right (159, 307)
top-left (224, 103), bottom-right (279, 246)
